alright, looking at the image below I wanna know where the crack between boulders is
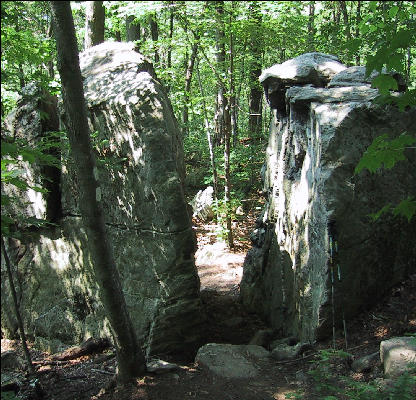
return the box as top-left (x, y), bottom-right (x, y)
top-left (62, 213), bottom-right (192, 235)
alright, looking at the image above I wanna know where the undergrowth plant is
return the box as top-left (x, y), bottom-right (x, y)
top-left (285, 349), bottom-right (416, 400)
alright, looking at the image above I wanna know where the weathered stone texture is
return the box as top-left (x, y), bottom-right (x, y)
top-left (241, 53), bottom-right (416, 343)
top-left (380, 337), bottom-right (416, 378)
top-left (2, 42), bottom-right (204, 358)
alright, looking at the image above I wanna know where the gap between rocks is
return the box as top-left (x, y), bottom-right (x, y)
top-left (192, 209), bottom-right (267, 346)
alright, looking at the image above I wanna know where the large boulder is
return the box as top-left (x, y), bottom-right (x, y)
top-left (240, 53), bottom-right (416, 343)
top-left (1, 42), bottom-right (205, 358)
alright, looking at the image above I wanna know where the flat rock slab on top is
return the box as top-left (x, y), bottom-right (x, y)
top-left (259, 52), bottom-right (346, 86)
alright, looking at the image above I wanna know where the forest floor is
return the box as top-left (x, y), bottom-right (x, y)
top-left (1, 206), bottom-right (416, 400)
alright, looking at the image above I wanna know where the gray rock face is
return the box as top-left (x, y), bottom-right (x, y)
top-left (380, 337), bottom-right (416, 378)
top-left (328, 66), bottom-right (407, 91)
top-left (1, 42), bottom-right (205, 358)
top-left (195, 343), bottom-right (270, 378)
top-left (260, 53), bottom-right (346, 113)
top-left (240, 53), bottom-right (416, 343)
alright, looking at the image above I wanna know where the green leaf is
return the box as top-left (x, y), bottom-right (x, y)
top-left (355, 133), bottom-right (416, 174)
top-left (369, 204), bottom-right (392, 222)
top-left (371, 74), bottom-right (398, 94)
top-left (391, 29), bottom-right (415, 49)
top-left (393, 197), bottom-right (416, 222)
top-left (388, 5), bottom-right (399, 18)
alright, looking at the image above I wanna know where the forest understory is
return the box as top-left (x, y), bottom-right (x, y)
top-left (2, 206), bottom-right (415, 400)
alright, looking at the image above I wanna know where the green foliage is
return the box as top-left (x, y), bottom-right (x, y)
top-left (355, 132), bottom-right (416, 223)
top-left (1, 1), bottom-right (58, 117)
top-left (1, 134), bottom-right (62, 238)
top-left (355, 133), bottom-right (416, 174)
top-left (1, 392), bottom-right (19, 400)
top-left (285, 349), bottom-right (416, 400)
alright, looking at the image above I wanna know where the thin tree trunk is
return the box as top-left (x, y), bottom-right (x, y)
top-left (308, 1), bottom-right (315, 51)
top-left (229, 3), bottom-right (237, 145)
top-left (148, 12), bottom-right (159, 64)
top-left (215, 1), bottom-right (233, 248)
top-left (214, 1), bottom-right (226, 147)
top-left (18, 64), bottom-right (25, 90)
top-left (182, 38), bottom-right (199, 137)
top-left (50, 1), bottom-right (146, 382)
top-left (1, 236), bottom-right (35, 374)
top-left (126, 15), bottom-right (140, 42)
top-left (339, 1), bottom-right (350, 40)
top-left (84, 1), bottom-right (105, 49)
top-left (196, 60), bottom-right (218, 207)
top-left (248, 1), bottom-right (263, 142)
top-left (167, 1), bottom-right (174, 69)
top-left (47, 19), bottom-right (55, 78)
top-left (355, 0), bottom-right (361, 65)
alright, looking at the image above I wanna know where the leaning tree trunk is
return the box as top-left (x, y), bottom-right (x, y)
top-left (50, 1), bottom-right (146, 382)
top-left (1, 236), bottom-right (35, 374)
top-left (84, 1), bottom-right (105, 49)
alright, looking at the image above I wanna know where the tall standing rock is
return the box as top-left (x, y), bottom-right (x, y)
top-left (2, 42), bottom-right (205, 358)
top-left (240, 53), bottom-right (416, 343)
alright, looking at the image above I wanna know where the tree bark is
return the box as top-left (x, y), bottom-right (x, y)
top-left (355, 1), bottom-right (361, 65)
top-left (214, 1), bottom-right (233, 248)
top-left (308, 1), bottom-right (315, 52)
top-left (148, 12), bottom-right (159, 64)
top-left (196, 60), bottom-right (219, 206)
top-left (50, 1), bottom-right (146, 382)
top-left (126, 15), bottom-right (140, 42)
top-left (248, 1), bottom-right (263, 141)
top-left (182, 38), bottom-right (199, 137)
top-left (84, 1), bottom-right (105, 49)
top-left (1, 236), bottom-right (35, 374)
top-left (167, 1), bottom-right (174, 69)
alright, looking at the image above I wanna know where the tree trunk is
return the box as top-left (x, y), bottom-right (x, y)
top-left (229, 2), bottom-right (237, 145)
top-left (84, 1), bottom-right (105, 49)
top-left (182, 38), bottom-right (199, 137)
top-left (148, 12), bottom-right (159, 64)
top-left (355, 1), bottom-right (361, 65)
top-left (50, 1), bottom-right (146, 382)
top-left (248, 1), bottom-right (263, 141)
top-left (308, 1), bottom-right (315, 51)
top-left (214, 1), bottom-right (226, 147)
top-left (167, 1), bottom-right (174, 69)
top-left (196, 60), bottom-right (219, 206)
top-left (214, 1), bottom-right (233, 248)
top-left (126, 15), bottom-right (140, 42)
top-left (1, 236), bottom-right (35, 375)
